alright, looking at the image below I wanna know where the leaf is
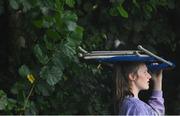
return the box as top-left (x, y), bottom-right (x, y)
top-left (6, 99), bottom-right (16, 111)
top-left (67, 37), bottom-right (76, 48)
top-left (51, 55), bottom-right (64, 70)
top-left (117, 4), bottom-right (128, 18)
top-left (66, 21), bottom-right (77, 31)
top-left (65, 0), bottom-right (75, 8)
top-left (0, 90), bottom-right (8, 110)
top-left (33, 44), bottom-right (49, 65)
top-left (75, 26), bottom-right (84, 39)
top-left (55, 14), bottom-right (63, 29)
top-left (67, 27), bottom-right (83, 49)
top-left (22, 0), bottom-right (32, 12)
top-left (46, 29), bottom-right (60, 40)
top-left (133, 0), bottom-right (140, 8)
top-left (18, 65), bottom-right (30, 77)
top-left (70, 26), bottom-right (84, 41)
top-left (9, 0), bottom-right (19, 10)
top-left (44, 37), bottom-right (54, 50)
top-left (40, 65), bottom-right (63, 86)
top-left (63, 43), bottom-right (76, 58)
top-left (146, 4), bottom-right (153, 12)
top-left (24, 101), bottom-right (37, 115)
top-left (42, 19), bottom-right (52, 28)
top-left (55, 0), bottom-right (64, 12)
top-left (40, 7), bottom-right (49, 15)
top-left (33, 19), bottom-right (43, 28)
top-left (63, 11), bottom-right (78, 22)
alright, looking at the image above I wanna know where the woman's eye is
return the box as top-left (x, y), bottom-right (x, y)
top-left (144, 71), bottom-right (148, 75)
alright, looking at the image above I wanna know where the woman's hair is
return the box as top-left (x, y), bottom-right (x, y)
top-left (113, 62), bottom-right (144, 114)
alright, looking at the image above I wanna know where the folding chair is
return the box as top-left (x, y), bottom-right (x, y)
top-left (78, 45), bottom-right (175, 71)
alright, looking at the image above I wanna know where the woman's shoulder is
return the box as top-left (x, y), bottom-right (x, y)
top-left (122, 96), bottom-right (145, 107)
top-left (123, 96), bottom-right (141, 103)
top-left (120, 97), bottom-right (154, 115)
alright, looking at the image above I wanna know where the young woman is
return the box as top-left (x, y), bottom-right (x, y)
top-left (114, 62), bottom-right (165, 115)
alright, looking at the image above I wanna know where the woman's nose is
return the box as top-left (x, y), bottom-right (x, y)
top-left (148, 73), bottom-right (152, 79)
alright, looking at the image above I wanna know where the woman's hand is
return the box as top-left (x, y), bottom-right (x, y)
top-left (151, 70), bottom-right (163, 91)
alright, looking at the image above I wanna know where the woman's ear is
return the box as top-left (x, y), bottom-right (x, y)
top-left (128, 73), bottom-right (136, 81)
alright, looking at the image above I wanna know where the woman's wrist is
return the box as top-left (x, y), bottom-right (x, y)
top-left (152, 70), bottom-right (163, 90)
top-left (153, 82), bottom-right (162, 90)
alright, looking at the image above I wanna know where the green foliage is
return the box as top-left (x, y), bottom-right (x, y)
top-left (9, 0), bottom-right (19, 10)
top-left (40, 63), bottom-right (63, 86)
top-left (9, 0), bottom-right (33, 12)
top-left (0, 90), bottom-right (8, 110)
top-left (33, 44), bottom-right (49, 65)
top-left (117, 3), bottom-right (128, 18)
top-left (0, 0), bottom-right (179, 115)
top-left (0, 90), bottom-right (16, 114)
top-left (18, 65), bottom-right (30, 77)
top-left (65, 0), bottom-right (75, 8)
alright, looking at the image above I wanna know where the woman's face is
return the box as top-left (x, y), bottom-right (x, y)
top-left (134, 64), bottom-right (152, 90)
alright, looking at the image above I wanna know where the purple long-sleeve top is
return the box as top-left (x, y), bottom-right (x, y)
top-left (119, 90), bottom-right (165, 115)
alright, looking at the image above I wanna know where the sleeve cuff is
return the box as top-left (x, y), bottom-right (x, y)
top-left (152, 90), bottom-right (163, 97)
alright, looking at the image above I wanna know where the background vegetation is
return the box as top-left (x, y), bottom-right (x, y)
top-left (0, 0), bottom-right (180, 114)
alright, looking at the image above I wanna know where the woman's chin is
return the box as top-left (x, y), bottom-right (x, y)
top-left (143, 85), bottom-right (149, 90)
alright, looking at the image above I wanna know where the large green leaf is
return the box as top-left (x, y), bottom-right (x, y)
top-left (69, 26), bottom-right (83, 41)
top-left (62, 43), bottom-right (76, 59)
top-left (34, 44), bottom-right (49, 65)
top-left (67, 26), bottom-right (83, 48)
top-left (51, 55), bottom-right (65, 70)
top-left (117, 4), bottom-right (128, 18)
top-left (66, 21), bottom-right (77, 31)
top-left (44, 36), bottom-right (55, 50)
top-left (40, 65), bottom-right (63, 86)
top-left (67, 26), bottom-right (84, 47)
top-left (18, 65), bottom-right (30, 77)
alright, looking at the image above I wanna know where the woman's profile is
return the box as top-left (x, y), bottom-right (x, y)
top-left (114, 62), bottom-right (164, 115)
